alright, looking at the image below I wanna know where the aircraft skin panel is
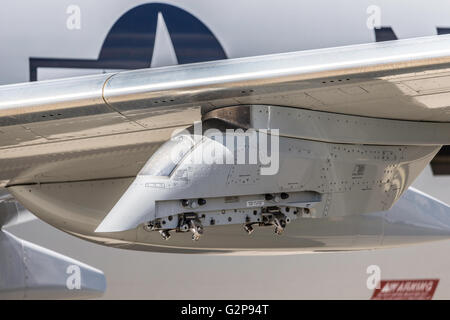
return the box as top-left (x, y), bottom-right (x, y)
top-left (2, 35), bottom-right (450, 138)
top-left (0, 125), bottom-right (189, 187)
top-left (102, 35), bottom-right (450, 122)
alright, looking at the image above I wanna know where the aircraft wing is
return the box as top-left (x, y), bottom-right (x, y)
top-left (1, 35), bottom-right (450, 187)
top-left (2, 35), bottom-right (450, 250)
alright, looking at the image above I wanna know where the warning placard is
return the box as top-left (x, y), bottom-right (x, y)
top-left (371, 279), bottom-right (439, 300)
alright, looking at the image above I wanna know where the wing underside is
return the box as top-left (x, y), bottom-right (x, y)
top-left (2, 36), bottom-right (450, 252)
top-left (1, 35), bottom-right (450, 185)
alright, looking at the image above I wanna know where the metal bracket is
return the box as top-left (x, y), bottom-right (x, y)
top-left (179, 213), bottom-right (204, 241)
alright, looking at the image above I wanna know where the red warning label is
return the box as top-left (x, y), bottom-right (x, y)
top-left (371, 279), bottom-right (439, 300)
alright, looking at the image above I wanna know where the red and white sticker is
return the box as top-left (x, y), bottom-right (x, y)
top-left (371, 279), bottom-right (439, 300)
